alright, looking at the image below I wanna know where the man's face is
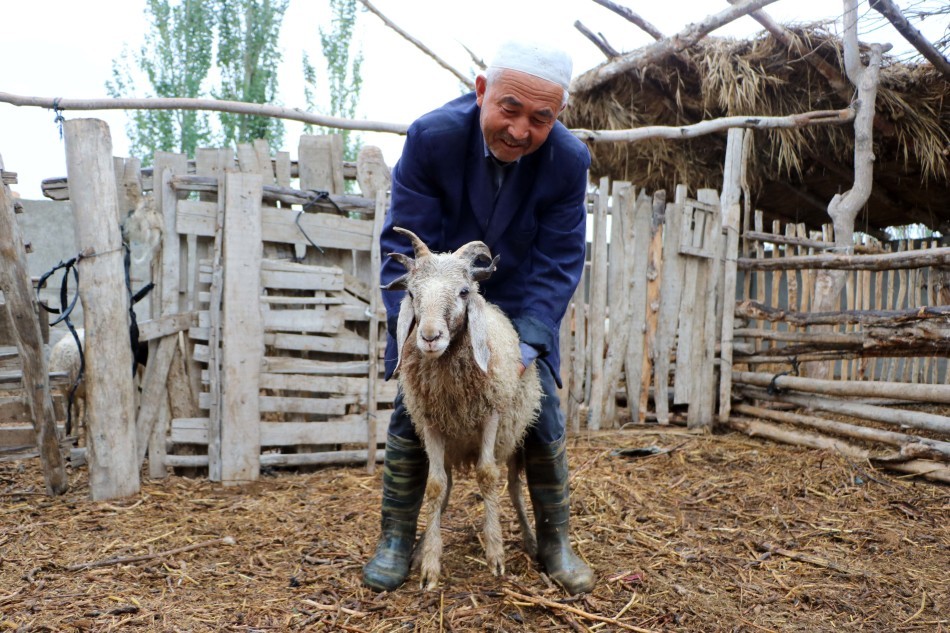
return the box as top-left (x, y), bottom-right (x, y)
top-left (475, 69), bottom-right (565, 163)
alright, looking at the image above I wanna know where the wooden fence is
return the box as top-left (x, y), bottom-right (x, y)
top-left (5, 119), bottom-right (950, 496)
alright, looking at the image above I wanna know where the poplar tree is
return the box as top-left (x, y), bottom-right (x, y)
top-left (107, 0), bottom-right (215, 163)
top-left (215, 0), bottom-right (288, 149)
top-left (108, 0), bottom-right (288, 162)
top-left (303, 0), bottom-right (364, 161)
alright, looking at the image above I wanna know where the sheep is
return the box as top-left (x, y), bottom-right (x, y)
top-left (48, 329), bottom-right (86, 434)
top-left (383, 226), bottom-right (542, 590)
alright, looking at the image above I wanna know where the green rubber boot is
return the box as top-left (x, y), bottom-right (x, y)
top-left (525, 435), bottom-right (594, 594)
top-left (362, 433), bottom-right (428, 592)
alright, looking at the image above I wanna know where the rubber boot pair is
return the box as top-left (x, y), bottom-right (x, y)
top-left (362, 433), bottom-right (593, 594)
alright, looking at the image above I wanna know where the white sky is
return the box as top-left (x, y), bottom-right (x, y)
top-left (1, 0), bottom-right (944, 198)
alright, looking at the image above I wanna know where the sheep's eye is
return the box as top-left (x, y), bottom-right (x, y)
top-left (407, 290), bottom-right (414, 300)
top-left (459, 287), bottom-right (470, 299)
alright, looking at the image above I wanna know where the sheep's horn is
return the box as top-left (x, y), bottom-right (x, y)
top-left (454, 240), bottom-right (492, 267)
top-left (393, 227), bottom-right (431, 259)
top-left (381, 273), bottom-right (410, 291)
top-left (388, 251), bottom-right (414, 271)
top-left (471, 254), bottom-right (500, 282)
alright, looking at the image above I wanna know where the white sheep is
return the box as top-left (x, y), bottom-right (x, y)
top-left (383, 227), bottom-right (542, 590)
top-left (48, 329), bottom-right (85, 433)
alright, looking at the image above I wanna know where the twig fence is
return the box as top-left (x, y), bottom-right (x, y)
top-left (4, 119), bottom-right (950, 497)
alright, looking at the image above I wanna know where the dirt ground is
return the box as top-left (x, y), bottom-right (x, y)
top-left (1, 428), bottom-right (948, 632)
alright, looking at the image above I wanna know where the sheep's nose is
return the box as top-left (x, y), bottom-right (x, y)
top-left (420, 330), bottom-right (441, 343)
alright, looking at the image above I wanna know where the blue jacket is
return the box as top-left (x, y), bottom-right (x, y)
top-left (380, 92), bottom-right (590, 387)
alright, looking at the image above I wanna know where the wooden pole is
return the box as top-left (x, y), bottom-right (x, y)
top-left (734, 370), bottom-right (950, 404)
top-left (63, 119), bottom-right (139, 500)
top-left (586, 178), bottom-right (610, 430)
top-left (737, 386), bottom-right (950, 436)
top-left (653, 187), bottom-right (688, 423)
top-left (725, 416), bottom-right (950, 484)
top-left (734, 403), bottom-right (950, 461)
top-left (366, 190), bottom-right (387, 473)
top-left (0, 162), bottom-right (68, 495)
top-left (718, 128), bottom-right (745, 423)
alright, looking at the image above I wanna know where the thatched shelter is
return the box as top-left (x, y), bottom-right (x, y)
top-left (564, 25), bottom-right (950, 239)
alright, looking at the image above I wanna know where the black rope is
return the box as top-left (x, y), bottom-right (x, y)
top-left (52, 98), bottom-right (65, 140)
top-left (36, 246), bottom-right (154, 435)
top-left (766, 358), bottom-right (800, 396)
top-left (294, 189), bottom-right (342, 257)
top-left (37, 256), bottom-right (83, 436)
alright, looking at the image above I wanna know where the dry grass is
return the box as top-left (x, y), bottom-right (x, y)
top-left (2, 428), bottom-right (948, 632)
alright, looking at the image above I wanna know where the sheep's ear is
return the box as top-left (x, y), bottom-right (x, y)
top-left (472, 254), bottom-right (500, 283)
top-left (394, 294), bottom-right (415, 376)
top-left (467, 295), bottom-right (490, 374)
top-left (381, 252), bottom-right (414, 291)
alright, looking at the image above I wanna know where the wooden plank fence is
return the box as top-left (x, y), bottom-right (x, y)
top-left (7, 119), bottom-right (950, 494)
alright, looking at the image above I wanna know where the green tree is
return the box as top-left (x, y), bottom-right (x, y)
top-left (215, 0), bottom-right (288, 149)
top-left (303, 0), bottom-right (363, 161)
top-left (107, 0), bottom-right (215, 164)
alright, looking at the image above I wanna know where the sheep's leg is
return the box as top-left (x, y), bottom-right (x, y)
top-left (507, 452), bottom-right (537, 558)
top-left (411, 463), bottom-right (451, 572)
top-left (418, 427), bottom-right (447, 591)
top-left (476, 411), bottom-right (505, 576)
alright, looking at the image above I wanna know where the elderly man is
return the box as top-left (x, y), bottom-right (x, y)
top-left (363, 40), bottom-right (593, 595)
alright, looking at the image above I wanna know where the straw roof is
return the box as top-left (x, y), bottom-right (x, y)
top-left (564, 26), bottom-right (950, 238)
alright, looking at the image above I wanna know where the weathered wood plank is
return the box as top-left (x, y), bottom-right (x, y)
top-left (171, 416), bottom-right (387, 447)
top-left (136, 312), bottom-right (197, 341)
top-left (220, 171), bottom-right (264, 483)
top-left (263, 308), bottom-right (344, 334)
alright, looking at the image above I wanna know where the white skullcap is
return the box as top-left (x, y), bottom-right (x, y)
top-left (488, 40), bottom-right (573, 92)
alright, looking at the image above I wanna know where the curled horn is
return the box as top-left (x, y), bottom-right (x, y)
top-left (393, 226), bottom-right (431, 259)
top-left (381, 251), bottom-right (414, 291)
top-left (455, 241), bottom-right (499, 282)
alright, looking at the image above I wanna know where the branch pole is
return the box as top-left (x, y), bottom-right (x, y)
top-left (734, 403), bottom-right (950, 461)
top-left (355, 0), bottom-right (475, 90)
top-left (807, 0), bottom-right (890, 380)
top-left (590, 0), bottom-right (664, 40)
top-left (737, 386), bottom-right (950, 436)
top-left (573, 108), bottom-right (854, 142)
top-left (736, 246), bottom-right (950, 271)
top-left (869, 0), bottom-right (950, 80)
top-left (733, 370), bottom-right (950, 405)
top-left (726, 416), bottom-right (950, 484)
top-left (572, 0), bottom-right (781, 93)
top-left (0, 92), bottom-right (409, 135)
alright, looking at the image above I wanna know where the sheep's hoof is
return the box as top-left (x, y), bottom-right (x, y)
top-left (419, 562), bottom-right (440, 591)
top-left (420, 571), bottom-right (440, 591)
top-left (490, 559), bottom-right (505, 577)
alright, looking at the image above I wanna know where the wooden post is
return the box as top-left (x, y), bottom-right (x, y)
top-left (718, 128), bottom-right (745, 423)
top-left (688, 189), bottom-right (722, 430)
top-left (653, 186), bottom-right (688, 424)
top-left (366, 190), bottom-right (387, 473)
top-left (0, 159), bottom-right (68, 495)
top-left (636, 191), bottom-right (667, 422)
top-left (220, 171), bottom-right (264, 484)
top-left (619, 191), bottom-right (654, 421)
top-left (586, 177), bottom-right (610, 430)
top-left (63, 119), bottom-right (139, 500)
top-left (598, 184), bottom-right (636, 424)
top-left (568, 273), bottom-right (587, 433)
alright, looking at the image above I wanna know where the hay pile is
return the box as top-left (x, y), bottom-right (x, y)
top-left (564, 26), bottom-right (950, 236)
top-left (2, 428), bottom-right (948, 631)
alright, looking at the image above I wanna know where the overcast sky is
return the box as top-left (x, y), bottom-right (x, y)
top-left (1, 0), bottom-right (944, 198)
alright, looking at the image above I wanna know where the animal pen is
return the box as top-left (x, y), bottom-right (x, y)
top-left (2, 6), bottom-right (950, 630)
top-left (3, 116), bottom-right (950, 500)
